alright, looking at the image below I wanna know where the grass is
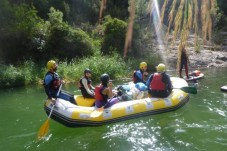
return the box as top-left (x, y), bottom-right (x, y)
top-left (0, 51), bottom-right (161, 89)
top-left (0, 54), bottom-right (128, 88)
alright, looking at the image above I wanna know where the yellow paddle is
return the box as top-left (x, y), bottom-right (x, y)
top-left (37, 84), bottom-right (62, 140)
top-left (90, 106), bottom-right (106, 118)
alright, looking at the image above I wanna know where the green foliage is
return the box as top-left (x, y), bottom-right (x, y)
top-left (102, 17), bottom-right (127, 55)
top-left (0, 65), bottom-right (25, 88)
top-left (0, 54), bottom-right (130, 88)
top-left (57, 53), bottom-right (128, 83)
top-left (0, 3), bottom-right (45, 63)
top-left (0, 60), bottom-right (40, 88)
top-left (105, 0), bottom-right (129, 20)
top-left (44, 7), bottom-right (95, 60)
top-left (214, 4), bottom-right (227, 30)
top-left (126, 55), bottom-right (159, 73)
top-left (68, 0), bottom-right (100, 25)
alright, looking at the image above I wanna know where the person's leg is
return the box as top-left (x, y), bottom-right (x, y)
top-left (82, 91), bottom-right (94, 98)
top-left (104, 97), bottom-right (119, 108)
top-left (185, 62), bottom-right (189, 78)
top-left (179, 63), bottom-right (183, 78)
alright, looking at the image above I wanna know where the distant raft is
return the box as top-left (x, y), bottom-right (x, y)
top-left (220, 85), bottom-right (227, 92)
top-left (44, 77), bottom-right (190, 127)
top-left (185, 70), bottom-right (204, 82)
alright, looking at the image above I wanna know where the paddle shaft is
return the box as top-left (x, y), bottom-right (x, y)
top-left (174, 86), bottom-right (197, 94)
top-left (37, 83), bottom-right (63, 140)
top-left (48, 84), bottom-right (62, 117)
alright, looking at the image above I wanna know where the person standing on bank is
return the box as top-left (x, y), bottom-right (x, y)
top-left (43, 60), bottom-right (65, 103)
top-left (79, 68), bottom-right (95, 98)
top-left (179, 44), bottom-right (190, 79)
top-left (133, 62), bottom-right (148, 84)
top-left (146, 63), bottom-right (172, 98)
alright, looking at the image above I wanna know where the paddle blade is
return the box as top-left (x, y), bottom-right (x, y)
top-left (180, 86), bottom-right (197, 94)
top-left (90, 107), bottom-right (104, 118)
top-left (37, 119), bottom-right (50, 140)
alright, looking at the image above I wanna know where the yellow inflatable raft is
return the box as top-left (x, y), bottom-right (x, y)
top-left (44, 77), bottom-right (190, 127)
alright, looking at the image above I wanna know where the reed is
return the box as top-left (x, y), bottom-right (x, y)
top-left (148, 0), bottom-right (217, 72)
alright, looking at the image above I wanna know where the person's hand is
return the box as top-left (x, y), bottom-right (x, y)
top-left (51, 98), bottom-right (57, 105)
top-left (108, 82), bottom-right (113, 88)
top-left (61, 80), bottom-right (66, 84)
top-left (112, 89), bottom-right (118, 96)
top-left (144, 72), bottom-right (148, 77)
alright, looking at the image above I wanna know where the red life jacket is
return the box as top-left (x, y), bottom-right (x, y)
top-left (52, 80), bottom-right (61, 89)
top-left (150, 73), bottom-right (165, 90)
top-left (95, 85), bottom-right (104, 101)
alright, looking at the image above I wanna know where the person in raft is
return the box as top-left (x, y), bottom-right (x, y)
top-left (95, 73), bottom-right (119, 108)
top-left (133, 62), bottom-right (149, 84)
top-left (79, 68), bottom-right (95, 98)
top-left (146, 63), bottom-right (172, 98)
top-left (43, 60), bottom-right (65, 103)
top-left (179, 44), bottom-right (190, 79)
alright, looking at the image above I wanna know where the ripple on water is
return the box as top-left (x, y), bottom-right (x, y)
top-left (102, 120), bottom-right (182, 151)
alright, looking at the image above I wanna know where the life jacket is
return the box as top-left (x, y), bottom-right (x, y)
top-left (43, 71), bottom-right (61, 90)
top-left (193, 70), bottom-right (201, 76)
top-left (150, 73), bottom-right (165, 91)
top-left (95, 85), bottom-right (106, 101)
top-left (79, 77), bottom-right (92, 89)
top-left (133, 70), bottom-right (143, 83)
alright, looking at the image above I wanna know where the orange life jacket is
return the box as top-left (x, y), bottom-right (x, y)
top-left (194, 70), bottom-right (201, 76)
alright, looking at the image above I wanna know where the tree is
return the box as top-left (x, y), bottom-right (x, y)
top-left (101, 17), bottom-right (127, 55)
top-left (45, 7), bottom-right (95, 59)
top-left (149, 0), bottom-right (217, 71)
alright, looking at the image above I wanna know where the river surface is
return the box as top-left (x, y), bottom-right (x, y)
top-left (0, 67), bottom-right (227, 151)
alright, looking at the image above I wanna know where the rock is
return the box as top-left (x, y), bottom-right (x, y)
top-left (165, 45), bottom-right (227, 68)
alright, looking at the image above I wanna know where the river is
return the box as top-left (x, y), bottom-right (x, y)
top-left (0, 67), bottom-right (227, 151)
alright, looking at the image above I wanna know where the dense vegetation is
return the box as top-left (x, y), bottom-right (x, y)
top-left (0, 0), bottom-right (226, 88)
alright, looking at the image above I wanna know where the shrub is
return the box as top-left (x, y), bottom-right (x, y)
top-left (101, 17), bottom-right (127, 55)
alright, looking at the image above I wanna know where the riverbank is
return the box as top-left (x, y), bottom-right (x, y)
top-left (167, 48), bottom-right (227, 68)
top-left (164, 34), bottom-right (227, 68)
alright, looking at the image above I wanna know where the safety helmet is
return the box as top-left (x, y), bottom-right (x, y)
top-left (100, 73), bottom-right (110, 84)
top-left (140, 62), bottom-right (147, 70)
top-left (84, 68), bottom-right (91, 74)
top-left (156, 63), bottom-right (166, 72)
top-left (47, 60), bottom-right (57, 70)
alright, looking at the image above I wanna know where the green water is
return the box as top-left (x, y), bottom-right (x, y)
top-left (0, 67), bottom-right (227, 151)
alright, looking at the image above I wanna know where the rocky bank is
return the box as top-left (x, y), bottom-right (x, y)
top-left (162, 33), bottom-right (227, 68)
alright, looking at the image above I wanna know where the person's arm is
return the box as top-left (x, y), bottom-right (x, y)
top-left (102, 82), bottom-right (114, 99)
top-left (44, 75), bottom-right (53, 99)
top-left (90, 83), bottom-right (95, 90)
top-left (81, 78), bottom-right (94, 96)
top-left (135, 70), bottom-right (146, 84)
top-left (163, 73), bottom-right (172, 92)
top-left (107, 82), bottom-right (114, 98)
top-left (146, 74), bottom-right (153, 87)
